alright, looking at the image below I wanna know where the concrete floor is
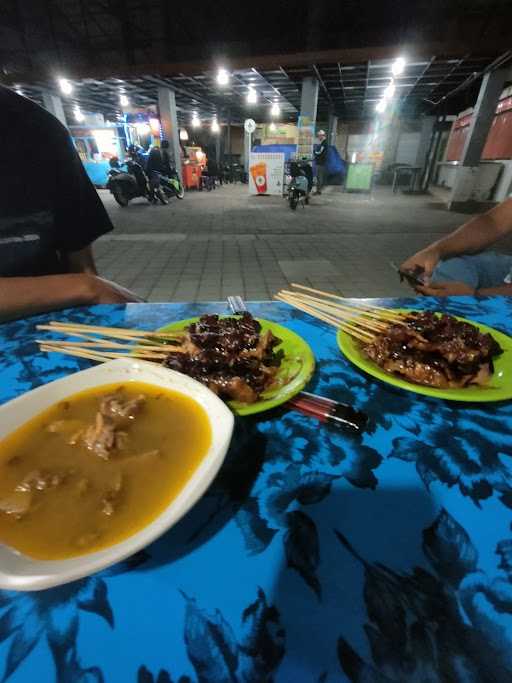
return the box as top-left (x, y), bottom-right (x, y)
top-left (92, 184), bottom-right (508, 302)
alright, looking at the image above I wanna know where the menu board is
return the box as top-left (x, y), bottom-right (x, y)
top-left (248, 153), bottom-right (285, 196)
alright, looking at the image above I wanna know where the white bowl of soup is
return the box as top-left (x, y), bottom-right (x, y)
top-left (0, 358), bottom-right (234, 591)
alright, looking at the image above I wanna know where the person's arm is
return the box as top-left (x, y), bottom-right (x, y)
top-left (401, 198), bottom-right (512, 279)
top-left (477, 284), bottom-right (512, 296)
top-left (0, 274), bottom-right (140, 323)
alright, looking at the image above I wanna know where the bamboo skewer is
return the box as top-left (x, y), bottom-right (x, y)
top-left (39, 343), bottom-right (168, 362)
top-left (275, 293), bottom-right (375, 342)
top-left (275, 283), bottom-right (414, 343)
top-left (278, 291), bottom-right (390, 333)
top-left (37, 322), bottom-right (183, 341)
top-left (289, 283), bottom-right (405, 321)
top-left (278, 293), bottom-right (378, 338)
top-left (36, 339), bottom-right (184, 353)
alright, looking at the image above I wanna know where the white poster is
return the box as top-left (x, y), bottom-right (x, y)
top-left (248, 152), bottom-right (285, 196)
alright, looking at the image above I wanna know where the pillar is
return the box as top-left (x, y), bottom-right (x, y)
top-left (243, 129), bottom-right (251, 173)
top-left (215, 127), bottom-right (221, 164)
top-left (227, 110), bottom-right (232, 162)
top-left (449, 68), bottom-right (507, 211)
top-left (380, 114), bottom-right (401, 170)
top-left (42, 90), bottom-right (67, 127)
top-left (327, 112), bottom-right (338, 146)
top-left (157, 86), bottom-right (182, 178)
top-left (415, 115), bottom-right (436, 169)
top-left (298, 77), bottom-right (319, 157)
top-left (300, 77), bottom-right (319, 122)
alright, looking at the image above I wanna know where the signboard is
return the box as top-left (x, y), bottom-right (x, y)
top-left (345, 163), bottom-right (374, 193)
top-left (244, 118), bottom-right (256, 134)
top-left (248, 152), bottom-right (285, 196)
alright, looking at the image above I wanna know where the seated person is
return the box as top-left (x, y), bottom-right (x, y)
top-left (0, 86), bottom-right (139, 322)
top-left (400, 198), bottom-right (512, 296)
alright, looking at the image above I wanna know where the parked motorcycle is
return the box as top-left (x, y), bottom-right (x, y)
top-left (287, 160), bottom-right (313, 210)
top-left (159, 167), bottom-right (185, 202)
top-left (106, 157), bottom-right (151, 207)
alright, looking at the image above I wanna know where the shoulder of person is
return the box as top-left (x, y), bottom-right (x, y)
top-left (1, 87), bottom-right (68, 138)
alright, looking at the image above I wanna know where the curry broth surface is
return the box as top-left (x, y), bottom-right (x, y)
top-left (0, 382), bottom-right (211, 559)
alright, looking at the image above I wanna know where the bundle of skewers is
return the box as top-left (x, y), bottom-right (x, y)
top-left (36, 321), bottom-right (182, 363)
top-left (275, 284), bottom-right (502, 390)
top-left (275, 283), bottom-right (406, 342)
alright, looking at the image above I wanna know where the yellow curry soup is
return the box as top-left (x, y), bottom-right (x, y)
top-left (0, 382), bottom-right (211, 560)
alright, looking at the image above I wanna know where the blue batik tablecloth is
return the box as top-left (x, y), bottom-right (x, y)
top-left (0, 297), bottom-right (511, 683)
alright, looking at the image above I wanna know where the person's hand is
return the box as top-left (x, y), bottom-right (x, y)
top-left (86, 276), bottom-right (144, 303)
top-left (415, 281), bottom-right (475, 297)
top-left (400, 247), bottom-right (441, 284)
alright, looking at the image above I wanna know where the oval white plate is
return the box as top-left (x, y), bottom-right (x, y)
top-left (0, 358), bottom-right (234, 591)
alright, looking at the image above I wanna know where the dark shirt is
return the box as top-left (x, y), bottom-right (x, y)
top-left (0, 87), bottom-right (113, 277)
top-left (146, 146), bottom-right (164, 175)
top-left (314, 139), bottom-right (328, 165)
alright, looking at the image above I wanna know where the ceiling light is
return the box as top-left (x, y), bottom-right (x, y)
top-left (271, 102), bottom-right (280, 117)
top-left (391, 57), bottom-right (406, 77)
top-left (211, 118), bottom-right (220, 133)
top-left (269, 122), bottom-right (276, 132)
top-left (247, 88), bottom-right (257, 104)
top-left (191, 114), bottom-right (200, 128)
top-left (376, 99), bottom-right (387, 113)
top-left (180, 128), bottom-right (189, 141)
top-left (58, 78), bottom-right (73, 95)
top-left (74, 107), bottom-right (84, 122)
top-left (216, 68), bottom-right (229, 86)
top-left (120, 93), bottom-right (129, 107)
top-left (383, 82), bottom-right (395, 99)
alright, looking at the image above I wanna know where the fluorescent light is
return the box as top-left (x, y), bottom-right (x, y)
top-left (271, 102), bottom-right (280, 117)
top-left (211, 118), bottom-right (220, 133)
top-left (392, 57), bottom-right (406, 76)
top-left (120, 93), bottom-right (129, 107)
top-left (180, 128), bottom-right (189, 141)
top-left (58, 78), bottom-right (73, 95)
top-left (74, 107), bottom-right (85, 122)
top-left (269, 122), bottom-right (276, 132)
top-left (191, 114), bottom-right (200, 128)
top-left (247, 88), bottom-right (257, 104)
top-left (376, 99), bottom-right (387, 113)
top-left (383, 81), bottom-right (395, 99)
top-left (217, 68), bottom-right (229, 86)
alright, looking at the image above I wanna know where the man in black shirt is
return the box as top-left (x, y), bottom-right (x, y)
top-left (313, 129), bottom-right (328, 195)
top-left (0, 86), bottom-right (137, 321)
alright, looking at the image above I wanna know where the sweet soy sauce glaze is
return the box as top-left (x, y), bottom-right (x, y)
top-left (0, 382), bottom-right (212, 560)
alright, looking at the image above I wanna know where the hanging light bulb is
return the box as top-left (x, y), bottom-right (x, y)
top-left (179, 128), bottom-right (189, 141)
top-left (211, 118), bottom-right (220, 133)
top-left (216, 68), bottom-right (229, 86)
top-left (391, 57), bottom-right (406, 76)
top-left (375, 99), bottom-right (387, 114)
top-left (120, 93), bottom-right (129, 107)
top-left (58, 78), bottom-right (73, 95)
top-left (271, 102), bottom-right (280, 117)
top-left (383, 81), bottom-right (395, 99)
top-left (247, 87), bottom-right (257, 104)
top-left (74, 106), bottom-right (85, 122)
top-left (191, 113), bottom-right (200, 128)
